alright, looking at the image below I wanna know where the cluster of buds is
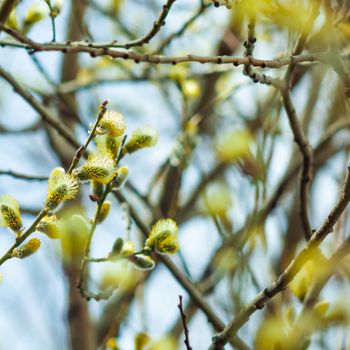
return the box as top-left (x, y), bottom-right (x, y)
top-left (77, 111), bottom-right (158, 194)
top-left (0, 105), bottom-right (166, 278)
top-left (106, 236), bottom-right (154, 270)
top-left (105, 219), bottom-right (180, 271)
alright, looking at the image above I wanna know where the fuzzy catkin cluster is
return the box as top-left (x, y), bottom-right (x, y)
top-left (145, 219), bottom-right (179, 255)
top-left (0, 106), bottom-right (178, 282)
top-left (0, 195), bottom-right (22, 233)
top-left (74, 154), bottom-right (117, 184)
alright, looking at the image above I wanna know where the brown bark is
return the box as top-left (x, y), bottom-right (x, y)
top-left (65, 264), bottom-right (95, 350)
top-left (50, 1), bottom-right (96, 349)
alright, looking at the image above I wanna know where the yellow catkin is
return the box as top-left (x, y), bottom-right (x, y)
top-left (96, 201), bottom-right (111, 224)
top-left (12, 238), bottom-right (41, 259)
top-left (46, 168), bottom-right (78, 210)
top-left (36, 215), bottom-right (61, 239)
top-left (97, 110), bottom-right (126, 137)
top-left (60, 214), bottom-right (90, 263)
top-left (156, 236), bottom-right (179, 255)
top-left (123, 126), bottom-right (158, 154)
top-left (96, 135), bottom-right (122, 159)
top-left (74, 154), bottom-right (117, 184)
top-left (106, 337), bottom-right (119, 350)
top-left (135, 332), bottom-right (151, 350)
top-left (145, 218), bottom-right (179, 255)
top-left (0, 195), bottom-right (22, 233)
top-left (23, 3), bottom-right (48, 28)
top-left (216, 128), bottom-right (253, 163)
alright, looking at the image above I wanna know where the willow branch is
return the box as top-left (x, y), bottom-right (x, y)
top-left (116, 0), bottom-right (177, 49)
top-left (87, 0), bottom-right (177, 49)
top-left (76, 113), bottom-right (119, 301)
top-left (0, 25), bottom-right (339, 69)
top-left (280, 87), bottom-right (314, 240)
top-left (0, 170), bottom-right (48, 181)
top-left (0, 120), bottom-right (42, 133)
top-left (242, 14), bottom-right (276, 86)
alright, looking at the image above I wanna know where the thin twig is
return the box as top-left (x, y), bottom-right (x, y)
top-left (277, 1), bottom-right (321, 241)
top-left (67, 100), bottom-right (108, 173)
top-left (77, 179), bottom-right (113, 299)
top-left (178, 295), bottom-right (193, 350)
top-left (280, 88), bottom-right (313, 240)
top-left (242, 14), bottom-right (276, 86)
top-left (153, 2), bottom-right (210, 54)
top-left (0, 170), bottom-right (48, 181)
top-left (114, 0), bottom-right (177, 49)
top-left (75, 0), bottom-right (177, 49)
top-left (265, 117), bottom-right (350, 216)
top-left (43, 0), bottom-right (57, 42)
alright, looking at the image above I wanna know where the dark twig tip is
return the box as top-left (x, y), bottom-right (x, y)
top-left (178, 295), bottom-right (192, 350)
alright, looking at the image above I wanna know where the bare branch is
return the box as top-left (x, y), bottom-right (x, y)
top-left (280, 88), bottom-right (314, 240)
top-left (0, 170), bottom-right (48, 181)
top-left (178, 295), bottom-right (193, 350)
